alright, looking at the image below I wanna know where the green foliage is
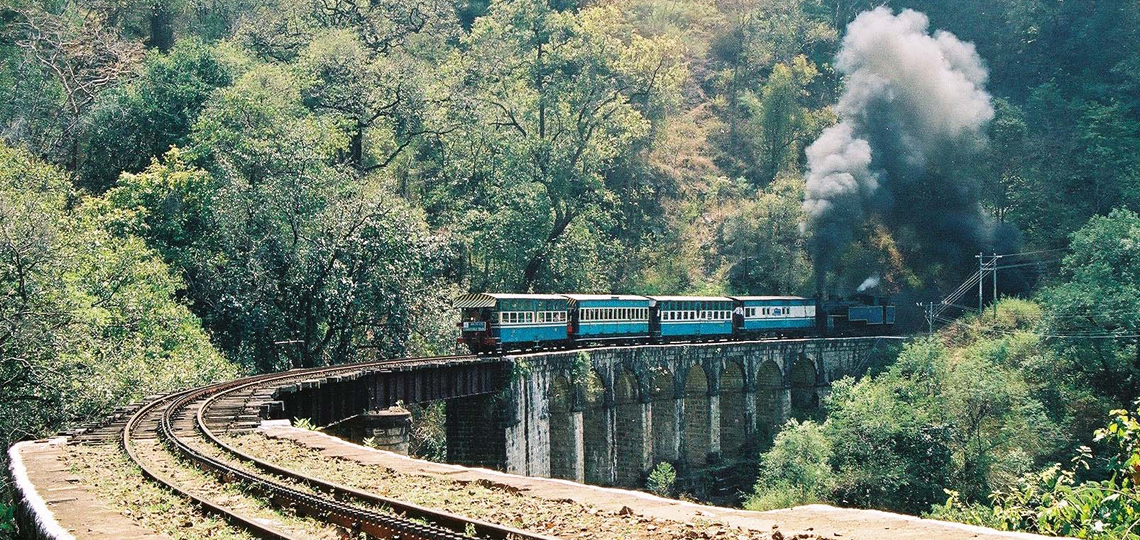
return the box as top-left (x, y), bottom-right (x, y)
top-left (293, 417), bottom-right (317, 431)
top-left (1040, 208), bottom-right (1140, 409)
top-left (646, 462), bottom-right (677, 497)
top-left (750, 310), bottom-right (1062, 515)
top-left (745, 420), bottom-right (832, 511)
top-left (933, 404), bottom-right (1140, 539)
top-left (0, 499), bottom-right (13, 537)
top-left (408, 402), bottom-right (447, 462)
top-left (0, 143), bottom-right (237, 450)
top-left (824, 367), bottom-right (954, 514)
top-left (717, 173), bottom-right (813, 294)
top-left (437, 0), bottom-right (686, 290)
top-left (77, 38), bottom-right (234, 192)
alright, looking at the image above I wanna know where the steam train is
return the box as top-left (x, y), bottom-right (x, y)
top-left (455, 293), bottom-right (895, 354)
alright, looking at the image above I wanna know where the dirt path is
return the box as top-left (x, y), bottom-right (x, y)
top-left (255, 421), bottom-right (1066, 540)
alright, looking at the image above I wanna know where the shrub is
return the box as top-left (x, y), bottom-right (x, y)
top-left (646, 462), bottom-right (677, 497)
top-left (744, 420), bottom-right (833, 511)
top-left (931, 404), bottom-right (1140, 539)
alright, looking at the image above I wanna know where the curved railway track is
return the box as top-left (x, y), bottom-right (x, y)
top-left (122, 356), bottom-right (558, 540)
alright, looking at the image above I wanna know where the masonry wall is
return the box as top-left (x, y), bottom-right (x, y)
top-left (499, 337), bottom-right (901, 487)
top-left (446, 394), bottom-right (507, 469)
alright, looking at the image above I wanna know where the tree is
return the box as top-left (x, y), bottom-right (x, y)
top-left (1040, 208), bottom-right (1140, 408)
top-left (717, 172), bottom-right (812, 294)
top-left (740, 57), bottom-right (827, 185)
top-left (108, 62), bottom-right (455, 372)
top-left (707, 0), bottom-right (837, 179)
top-left (297, 29), bottom-right (445, 172)
top-left (439, 0), bottom-right (684, 289)
top-left (0, 142), bottom-right (236, 453)
top-left (77, 37), bottom-right (233, 192)
top-left (1, 5), bottom-right (143, 167)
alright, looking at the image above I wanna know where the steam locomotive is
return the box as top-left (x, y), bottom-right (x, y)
top-left (455, 293), bottom-right (894, 354)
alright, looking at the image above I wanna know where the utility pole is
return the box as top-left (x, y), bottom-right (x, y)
top-left (917, 302), bottom-right (934, 335)
top-left (991, 252), bottom-right (1002, 318)
top-left (977, 252), bottom-right (984, 314)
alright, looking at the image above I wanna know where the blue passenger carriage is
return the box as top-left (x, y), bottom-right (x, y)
top-left (730, 296), bottom-right (816, 336)
top-left (648, 296), bottom-right (734, 340)
top-left (455, 293), bottom-right (569, 354)
top-left (565, 294), bottom-right (651, 343)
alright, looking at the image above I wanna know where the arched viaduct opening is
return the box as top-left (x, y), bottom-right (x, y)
top-left (788, 355), bottom-right (819, 421)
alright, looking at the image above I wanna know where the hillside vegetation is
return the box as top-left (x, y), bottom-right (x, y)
top-left (2, 0), bottom-right (1140, 535)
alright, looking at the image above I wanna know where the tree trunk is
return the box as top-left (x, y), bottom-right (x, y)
top-left (350, 126), bottom-right (365, 172)
top-left (149, 0), bottom-right (174, 52)
top-left (520, 209), bottom-right (577, 289)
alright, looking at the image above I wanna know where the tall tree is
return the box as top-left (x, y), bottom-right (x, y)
top-left (441, 0), bottom-right (684, 289)
top-left (1040, 208), bottom-right (1140, 408)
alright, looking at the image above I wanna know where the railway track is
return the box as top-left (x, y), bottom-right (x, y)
top-left (122, 355), bottom-right (559, 540)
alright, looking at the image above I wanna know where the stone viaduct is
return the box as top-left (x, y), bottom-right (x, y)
top-left (272, 337), bottom-right (901, 489)
top-left (497, 337), bottom-right (899, 487)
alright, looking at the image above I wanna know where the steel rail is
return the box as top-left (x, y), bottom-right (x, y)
top-left (122, 385), bottom-right (296, 539)
top-left (159, 381), bottom-right (472, 540)
top-left (122, 355), bottom-right (519, 540)
top-left (194, 360), bottom-right (561, 540)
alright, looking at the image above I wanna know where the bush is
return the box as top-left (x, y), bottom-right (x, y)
top-left (0, 500), bottom-right (14, 538)
top-left (933, 404), bottom-right (1140, 538)
top-left (0, 143), bottom-right (238, 455)
top-left (646, 462), bottom-right (677, 497)
top-left (744, 420), bottom-right (832, 511)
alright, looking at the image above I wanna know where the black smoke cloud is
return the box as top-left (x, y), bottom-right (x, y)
top-left (804, 8), bottom-right (1016, 290)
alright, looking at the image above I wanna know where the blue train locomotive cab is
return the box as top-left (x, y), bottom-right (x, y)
top-left (455, 293), bottom-right (569, 354)
top-left (729, 296), bottom-right (815, 337)
top-left (564, 294), bottom-right (651, 343)
top-left (821, 294), bottom-right (896, 336)
top-left (648, 296), bottom-right (734, 340)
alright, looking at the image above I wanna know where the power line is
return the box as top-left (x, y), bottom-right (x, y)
top-left (996, 259), bottom-right (1062, 271)
top-left (997, 248), bottom-right (1068, 258)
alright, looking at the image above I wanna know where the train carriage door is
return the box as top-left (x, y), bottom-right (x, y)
top-left (649, 300), bottom-right (661, 339)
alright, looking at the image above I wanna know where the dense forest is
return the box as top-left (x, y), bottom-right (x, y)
top-left (2, 0), bottom-right (1140, 537)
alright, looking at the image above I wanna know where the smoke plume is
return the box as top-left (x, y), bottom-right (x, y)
top-left (804, 8), bottom-right (1010, 290)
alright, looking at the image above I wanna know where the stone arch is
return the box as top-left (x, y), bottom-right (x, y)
top-left (548, 374), bottom-right (577, 480)
top-left (682, 364), bottom-right (711, 466)
top-left (755, 360), bottom-right (784, 443)
top-left (649, 368), bottom-right (677, 463)
top-left (582, 369), bottom-right (611, 485)
top-left (718, 361), bottom-right (747, 459)
top-left (788, 355), bottom-right (818, 421)
top-left (613, 369), bottom-right (645, 487)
